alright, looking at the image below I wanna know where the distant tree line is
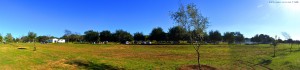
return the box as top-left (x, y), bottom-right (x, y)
top-left (0, 28), bottom-right (298, 44)
top-left (57, 27), bottom-right (300, 44)
top-left (250, 34), bottom-right (274, 44)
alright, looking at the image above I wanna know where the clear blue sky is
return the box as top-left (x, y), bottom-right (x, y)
top-left (0, 0), bottom-right (299, 40)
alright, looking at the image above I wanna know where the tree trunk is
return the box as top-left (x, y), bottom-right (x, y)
top-left (33, 39), bottom-right (36, 51)
top-left (273, 45), bottom-right (275, 57)
top-left (298, 43), bottom-right (300, 49)
top-left (188, 29), bottom-right (201, 70)
top-left (197, 47), bottom-right (201, 70)
top-left (194, 39), bottom-right (201, 70)
top-left (290, 43), bottom-right (292, 53)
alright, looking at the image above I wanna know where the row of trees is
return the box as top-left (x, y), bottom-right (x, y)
top-left (249, 34), bottom-right (300, 44)
top-left (0, 30), bottom-right (297, 45)
top-left (208, 31), bottom-right (245, 44)
top-left (0, 32), bottom-right (39, 43)
top-left (61, 30), bottom-right (133, 43)
top-left (0, 33), bottom-right (13, 43)
top-left (59, 27), bottom-right (246, 44)
top-left (250, 34), bottom-right (274, 44)
top-left (0, 29), bottom-right (297, 44)
top-left (61, 27), bottom-right (245, 44)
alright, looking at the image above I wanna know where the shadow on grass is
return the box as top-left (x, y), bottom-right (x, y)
top-left (258, 59), bottom-right (272, 65)
top-left (65, 59), bottom-right (124, 70)
top-left (17, 47), bottom-right (27, 49)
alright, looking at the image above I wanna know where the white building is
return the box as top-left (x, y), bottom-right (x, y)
top-left (244, 38), bottom-right (256, 45)
top-left (47, 38), bottom-right (65, 43)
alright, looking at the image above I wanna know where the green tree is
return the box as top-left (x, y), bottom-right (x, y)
top-left (62, 31), bottom-right (82, 43)
top-left (15, 38), bottom-right (20, 43)
top-left (100, 30), bottom-right (112, 42)
top-left (149, 27), bottom-right (166, 42)
top-left (37, 36), bottom-right (50, 42)
top-left (171, 3), bottom-right (209, 69)
top-left (208, 30), bottom-right (222, 44)
top-left (277, 38), bottom-right (283, 43)
top-left (282, 32), bottom-right (293, 51)
top-left (112, 29), bottom-right (133, 43)
top-left (133, 32), bottom-right (145, 41)
top-left (223, 32), bottom-right (235, 44)
top-left (272, 35), bottom-right (278, 57)
top-left (84, 30), bottom-right (99, 43)
top-left (64, 29), bottom-right (72, 43)
top-left (75, 33), bottom-right (83, 42)
top-left (251, 34), bottom-right (260, 43)
top-left (203, 32), bottom-right (209, 43)
top-left (27, 32), bottom-right (37, 51)
top-left (286, 39), bottom-right (293, 43)
top-left (0, 34), bottom-right (3, 43)
top-left (69, 33), bottom-right (82, 42)
top-left (234, 32), bottom-right (244, 44)
top-left (285, 38), bottom-right (294, 53)
top-left (168, 26), bottom-right (186, 44)
top-left (251, 34), bottom-right (273, 44)
top-left (5, 33), bottom-right (14, 43)
top-left (20, 36), bottom-right (29, 43)
top-left (28, 32), bottom-right (37, 43)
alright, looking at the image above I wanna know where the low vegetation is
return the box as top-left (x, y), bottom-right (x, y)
top-left (0, 43), bottom-right (299, 69)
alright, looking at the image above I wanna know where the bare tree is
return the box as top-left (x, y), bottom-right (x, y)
top-left (171, 3), bottom-right (209, 70)
top-left (28, 32), bottom-right (37, 51)
top-left (282, 32), bottom-right (293, 52)
top-left (272, 35), bottom-right (278, 57)
top-left (64, 29), bottom-right (72, 43)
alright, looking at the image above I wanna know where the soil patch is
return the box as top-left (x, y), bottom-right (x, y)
top-left (178, 64), bottom-right (217, 70)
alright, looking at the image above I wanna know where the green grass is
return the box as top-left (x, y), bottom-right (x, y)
top-left (0, 43), bottom-right (299, 69)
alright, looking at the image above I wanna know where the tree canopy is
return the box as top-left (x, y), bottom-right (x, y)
top-left (5, 33), bottom-right (14, 43)
top-left (0, 34), bottom-right (3, 43)
top-left (84, 30), bottom-right (99, 43)
top-left (223, 32), bottom-right (235, 44)
top-left (149, 27), bottom-right (167, 42)
top-left (112, 30), bottom-right (133, 42)
top-left (251, 34), bottom-right (273, 44)
top-left (100, 30), bottom-right (112, 42)
top-left (208, 30), bottom-right (222, 44)
top-left (27, 32), bottom-right (37, 42)
top-left (171, 3), bottom-right (209, 69)
top-left (37, 36), bottom-right (50, 42)
top-left (133, 32), bottom-right (145, 41)
top-left (234, 32), bottom-right (245, 44)
top-left (167, 26), bottom-right (186, 42)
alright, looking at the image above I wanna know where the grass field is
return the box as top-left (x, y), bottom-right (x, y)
top-left (0, 43), bottom-right (299, 70)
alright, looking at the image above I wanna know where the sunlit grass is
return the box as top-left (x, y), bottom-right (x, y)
top-left (0, 43), bottom-right (299, 69)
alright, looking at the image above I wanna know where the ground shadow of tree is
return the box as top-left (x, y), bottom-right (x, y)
top-left (65, 59), bottom-right (124, 70)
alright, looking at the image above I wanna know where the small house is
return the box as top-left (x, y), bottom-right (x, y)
top-left (47, 38), bottom-right (65, 43)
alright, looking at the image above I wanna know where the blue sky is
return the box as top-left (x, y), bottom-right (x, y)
top-left (0, 0), bottom-right (299, 40)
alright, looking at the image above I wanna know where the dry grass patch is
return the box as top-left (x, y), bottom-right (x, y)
top-left (32, 59), bottom-right (77, 70)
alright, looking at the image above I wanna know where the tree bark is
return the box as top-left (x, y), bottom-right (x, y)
top-left (273, 45), bottom-right (275, 57)
top-left (290, 43), bottom-right (292, 53)
top-left (33, 39), bottom-right (36, 51)
top-left (197, 47), bottom-right (201, 70)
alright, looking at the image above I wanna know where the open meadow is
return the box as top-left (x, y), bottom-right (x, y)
top-left (0, 43), bottom-right (299, 70)
top-left (1, 0), bottom-right (299, 70)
